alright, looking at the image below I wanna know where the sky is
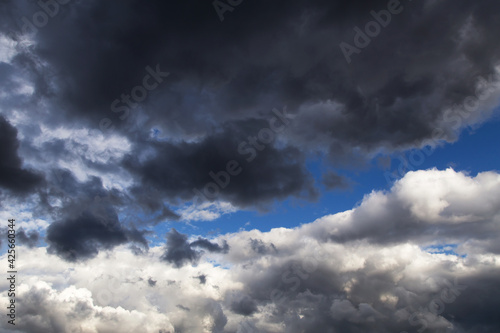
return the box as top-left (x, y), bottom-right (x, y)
top-left (0, 0), bottom-right (500, 332)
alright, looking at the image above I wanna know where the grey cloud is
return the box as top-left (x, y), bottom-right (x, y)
top-left (194, 274), bottom-right (207, 285)
top-left (0, 1), bottom-right (500, 330)
top-left (191, 238), bottom-right (229, 254)
top-left (0, 115), bottom-right (44, 194)
top-left (213, 169), bottom-right (500, 331)
top-left (5, 280), bottom-right (176, 332)
top-left (46, 210), bottom-right (147, 261)
top-left (160, 229), bottom-right (199, 267)
top-left (161, 228), bottom-right (230, 267)
top-left (123, 123), bottom-right (318, 210)
top-left (310, 169), bottom-right (500, 250)
top-left (1, 0), bottom-right (499, 210)
top-left (17, 227), bottom-right (39, 248)
top-left (147, 277), bottom-right (157, 287)
top-left (4, 169), bottom-right (500, 332)
top-left (176, 304), bottom-right (190, 312)
top-left (250, 238), bottom-right (278, 255)
top-left (227, 292), bottom-right (258, 317)
top-left (172, 299), bottom-right (227, 333)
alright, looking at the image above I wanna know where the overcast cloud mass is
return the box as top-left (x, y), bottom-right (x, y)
top-left (0, 0), bottom-right (499, 332)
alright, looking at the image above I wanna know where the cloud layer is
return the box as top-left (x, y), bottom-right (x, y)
top-left (1, 169), bottom-right (500, 332)
top-left (1, 0), bottom-right (500, 221)
top-left (1, 1), bottom-right (500, 331)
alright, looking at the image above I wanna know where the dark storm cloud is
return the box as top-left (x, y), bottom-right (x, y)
top-left (160, 229), bottom-right (199, 267)
top-left (40, 169), bottom-right (131, 224)
top-left (161, 228), bottom-right (229, 267)
top-left (127, 187), bottom-right (181, 225)
top-left (449, 272), bottom-right (500, 332)
top-left (250, 238), bottom-right (277, 254)
top-left (227, 292), bottom-right (258, 316)
top-left (0, 115), bottom-right (44, 194)
top-left (3, 0), bottom-right (498, 136)
top-left (44, 168), bottom-right (114, 202)
top-left (123, 122), bottom-right (318, 209)
top-left (191, 237), bottom-right (229, 254)
top-left (38, 164), bottom-right (178, 239)
top-left (1, 0), bottom-right (499, 209)
top-left (0, 0), bottom-right (499, 329)
top-left (229, 256), bottom-right (395, 331)
top-left (0, 62), bottom-right (30, 106)
top-left (17, 227), bottom-right (39, 248)
top-left (46, 210), bottom-right (147, 262)
top-left (30, 142), bottom-right (179, 226)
